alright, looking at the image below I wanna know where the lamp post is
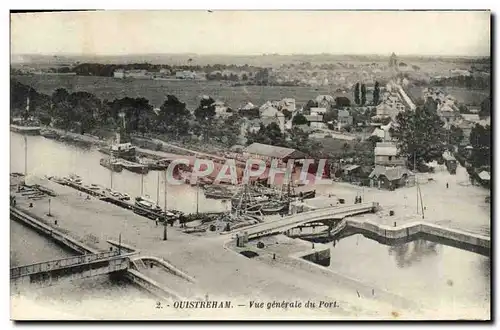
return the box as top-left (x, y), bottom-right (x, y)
top-left (48, 198), bottom-right (51, 216)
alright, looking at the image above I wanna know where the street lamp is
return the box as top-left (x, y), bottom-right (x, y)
top-left (47, 198), bottom-right (52, 216)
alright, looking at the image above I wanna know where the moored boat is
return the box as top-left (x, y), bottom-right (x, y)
top-left (261, 200), bottom-right (289, 215)
top-left (121, 160), bottom-right (149, 174)
top-left (100, 158), bottom-right (123, 172)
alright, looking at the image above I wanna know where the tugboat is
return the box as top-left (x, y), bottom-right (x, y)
top-left (100, 158), bottom-right (123, 172)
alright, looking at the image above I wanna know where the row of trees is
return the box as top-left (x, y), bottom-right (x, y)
top-left (11, 79), bottom-right (323, 157)
top-left (69, 63), bottom-right (262, 77)
top-left (353, 81), bottom-right (381, 106)
top-left (10, 79), bottom-right (242, 148)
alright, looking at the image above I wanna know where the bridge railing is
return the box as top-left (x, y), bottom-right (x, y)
top-left (246, 202), bottom-right (377, 238)
top-left (10, 250), bottom-right (121, 279)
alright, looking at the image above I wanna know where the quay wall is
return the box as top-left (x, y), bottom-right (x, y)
top-left (346, 219), bottom-right (490, 250)
top-left (301, 247), bottom-right (331, 267)
top-left (137, 256), bottom-right (197, 283)
top-left (10, 207), bottom-right (99, 255)
top-left (124, 269), bottom-right (182, 301)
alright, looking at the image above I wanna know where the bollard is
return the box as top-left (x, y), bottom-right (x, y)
top-left (393, 222), bottom-right (396, 227)
top-left (273, 253), bottom-right (276, 260)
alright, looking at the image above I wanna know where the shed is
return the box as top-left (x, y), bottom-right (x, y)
top-left (244, 143), bottom-right (306, 161)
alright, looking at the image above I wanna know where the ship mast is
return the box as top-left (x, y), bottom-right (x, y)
top-left (164, 169), bottom-right (167, 211)
top-left (156, 170), bottom-right (160, 206)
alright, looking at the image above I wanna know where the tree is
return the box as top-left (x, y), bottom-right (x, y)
top-left (479, 97), bottom-right (491, 118)
top-left (323, 109), bottom-right (339, 123)
top-left (303, 100), bottom-right (318, 113)
top-left (334, 97), bottom-right (351, 109)
top-left (367, 135), bottom-right (383, 148)
top-left (354, 83), bottom-right (360, 105)
top-left (246, 122), bottom-right (286, 147)
top-left (361, 84), bottom-right (367, 105)
top-left (390, 102), bottom-right (447, 169)
top-left (449, 125), bottom-right (464, 146)
top-left (292, 113), bottom-right (308, 126)
top-left (469, 124), bottom-right (491, 169)
top-left (194, 96), bottom-right (216, 121)
top-left (373, 81), bottom-right (380, 105)
top-left (282, 109), bottom-right (292, 121)
top-left (156, 95), bottom-right (192, 138)
top-left (107, 97), bottom-right (153, 135)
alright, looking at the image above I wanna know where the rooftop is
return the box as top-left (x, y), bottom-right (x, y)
top-left (369, 165), bottom-right (412, 181)
top-left (245, 143), bottom-right (304, 159)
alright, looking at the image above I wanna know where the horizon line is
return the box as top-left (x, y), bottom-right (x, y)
top-left (11, 52), bottom-right (491, 59)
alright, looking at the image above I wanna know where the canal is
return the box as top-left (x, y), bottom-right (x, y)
top-left (325, 233), bottom-right (490, 319)
top-left (10, 132), bottom-right (230, 214)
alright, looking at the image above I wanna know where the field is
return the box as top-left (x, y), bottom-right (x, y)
top-left (407, 86), bottom-right (489, 106)
top-left (12, 75), bottom-right (348, 111)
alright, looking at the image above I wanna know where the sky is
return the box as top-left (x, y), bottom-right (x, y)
top-left (10, 10), bottom-right (491, 57)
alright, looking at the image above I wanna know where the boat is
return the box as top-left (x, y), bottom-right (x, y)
top-left (121, 160), bottom-right (149, 174)
top-left (203, 185), bottom-right (233, 200)
top-left (120, 193), bottom-right (131, 201)
top-left (138, 157), bottom-right (169, 171)
top-left (134, 196), bottom-right (163, 213)
top-left (10, 120), bottom-right (41, 135)
top-left (100, 158), bottom-right (123, 172)
top-left (66, 174), bottom-right (82, 185)
top-left (40, 129), bottom-right (60, 139)
top-left (261, 200), bottom-right (289, 215)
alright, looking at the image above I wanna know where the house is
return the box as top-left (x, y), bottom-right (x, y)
top-left (374, 142), bottom-right (405, 167)
top-left (438, 106), bottom-right (459, 124)
top-left (176, 71), bottom-right (196, 79)
top-left (304, 115), bottom-right (326, 129)
top-left (454, 120), bottom-right (475, 145)
top-left (113, 69), bottom-right (125, 79)
top-left (126, 69), bottom-right (150, 79)
top-left (278, 98), bottom-right (296, 112)
top-left (214, 101), bottom-right (232, 119)
top-left (310, 107), bottom-right (327, 116)
top-left (337, 110), bottom-right (353, 128)
top-left (244, 143), bottom-right (306, 163)
top-left (238, 102), bottom-right (260, 119)
top-left (261, 106), bottom-right (285, 131)
top-left (315, 95), bottom-right (335, 109)
top-left (468, 106), bottom-right (481, 114)
top-left (461, 114), bottom-right (481, 123)
top-left (341, 164), bottom-right (362, 182)
top-left (369, 166), bottom-right (414, 190)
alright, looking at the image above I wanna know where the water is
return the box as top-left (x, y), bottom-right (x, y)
top-left (10, 132), bottom-right (229, 214)
top-left (327, 233), bottom-right (490, 317)
top-left (10, 220), bottom-right (155, 319)
top-left (10, 220), bottom-right (77, 267)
